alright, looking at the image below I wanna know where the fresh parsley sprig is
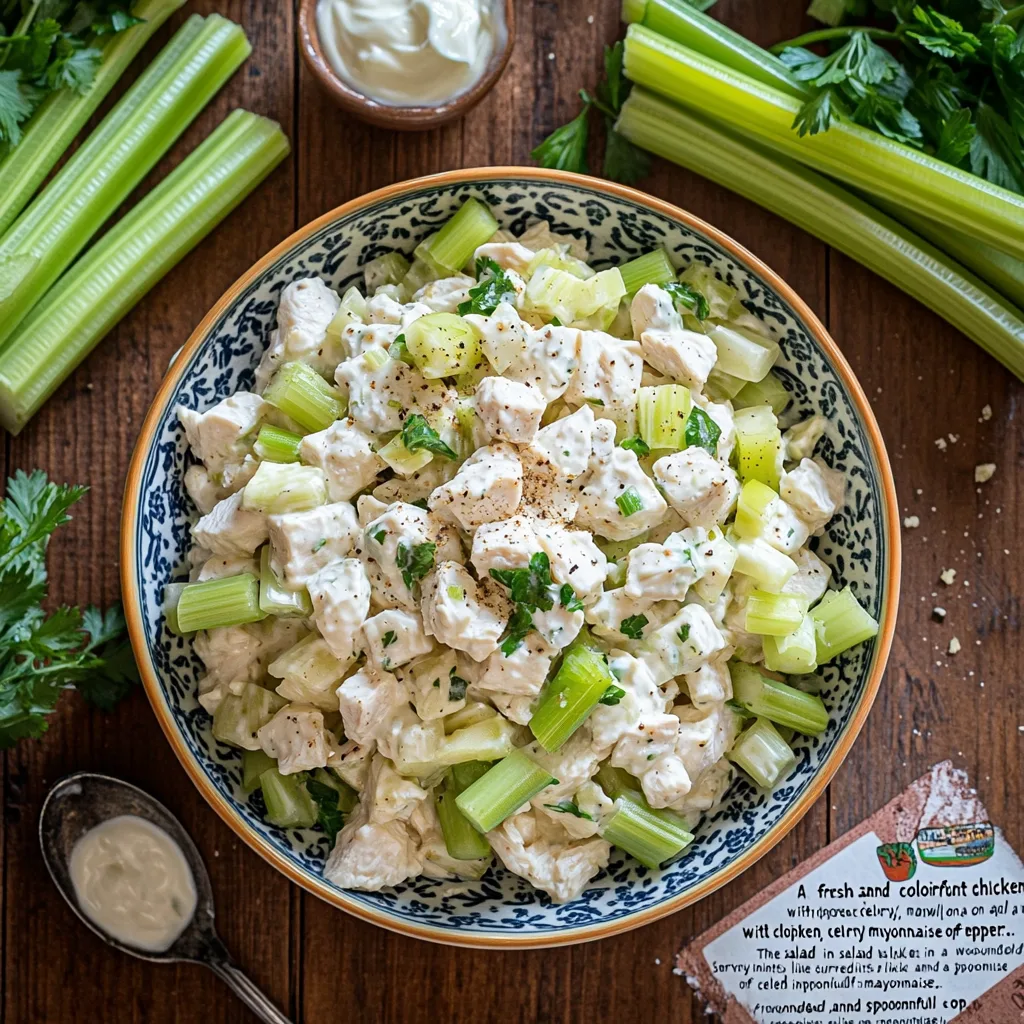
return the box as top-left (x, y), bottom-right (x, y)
top-left (401, 413), bottom-right (457, 460)
top-left (532, 41), bottom-right (651, 185)
top-left (457, 256), bottom-right (517, 316)
top-left (0, 470), bottom-right (137, 747)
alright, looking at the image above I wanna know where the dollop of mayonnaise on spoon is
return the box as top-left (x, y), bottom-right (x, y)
top-left (316, 0), bottom-right (496, 107)
top-left (69, 815), bottom-right (198, 953)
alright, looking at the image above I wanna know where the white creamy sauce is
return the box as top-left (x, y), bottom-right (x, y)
top-left (316, 0), bottom-right (495, 107)
top-left (69, 815), bottom-right (198, 953)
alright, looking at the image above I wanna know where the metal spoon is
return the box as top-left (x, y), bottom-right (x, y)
top-left (39, 771), bottom-right (292, 1024)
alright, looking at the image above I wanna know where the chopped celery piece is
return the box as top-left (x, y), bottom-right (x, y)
top-left (399, 255), bottom-right (442, 300)
top-left (242, 748), bottom-right (277, 792)
top-left (618, 248), bottom-right (676, 295)
top-left (730, 663), bottom-right (827, 734)
top-left (615, 487), bottom-right (645, 518)
top-left (259, 547), bottom-right (312, 618)
top-left (163, 582), bottom-right (188, 636)
top-left (212, 682), bottom-right (286, 750)
top-left (312, 767), bottom-right (358, 814)
top-left (254, 424), bottom-right (302, 463)
top-left (636, 384), bottom-right (692, 450)
top-left (0, 15), bottom-right (252, 354)
top-left (176, 573), bottom-right (264, 632)
top-left (455, 397), bottom-right (481, 457)
top-left (616, 88), bottom-right (1024, 384)
top-left (241, 462), bottom-right (327, 514)
top-left (362, 347), bottom-right (389, 371)
top-left (326, 286), bottom-right (367, 338)
top-left (397, 715), bottom-right (518, 775)
top-left (734, 404), bottom-right (782, 490)
top-left (596, 532), bottom-right (649, 563)
top-left (259, 768), bottom-right (317, 828)
top-left (530, 644), bottom-right (615, 752)
top-left (377, 434), bottom-right (434, 476)
top-left (733, 373), bottom-right (790, 416)
top-left (422, 198), bottom-right (499, 273)
top-left (577, 268), bottom-right (627, 321)
top-left (732, 536), bottom-right (797, 592)
top-left (0, 0), bottom-right (189, 237)
top-left (704, 367), bottom-right (747, 402)
top-left (263, 361), bottom-right (342, 433)
top-left (437, 765), bottom-right (493, 860)
top-left (621, 24), bottom-right (1024, 262)
top-left (526, 246), bottom-right (594, 280)
top-left (443, 702), bottom-right (497, 735)
top-left (733, 479), bottom-right (778, 539)
top-left (267, 633), bottom-right (352, 710)
top-left (601, 792), bottom-right (694, 869)
top-left (455, 748), bottom-right (557, 834)
top-left (728, 717), bottom-right (797, 789)
top-left (763, 615), bottom-right (818, 675)
top-left (404, 312), bottom-right (481, 378)
top-left (595, 762), bottom-right (643, 800)
top-left (364, 251), bottom-right (411, 292)
top-left (524, 266), bottom-right (590, 324)
top-left (707, 324), bottom-right (779, 382)
top-left (678, 264), bottom-right (738, 321)
top-left (744, 590), bottom-right (808, 637)
top-left (621, 0), bottom-right (805, 99)
top-left (811, 586), bottom-right (879, 663)
top-left (0, 110), bottom-right (289, 433)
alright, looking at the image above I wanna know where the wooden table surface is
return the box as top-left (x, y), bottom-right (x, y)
top-left (3, 0), bottom-right (1021, 1020)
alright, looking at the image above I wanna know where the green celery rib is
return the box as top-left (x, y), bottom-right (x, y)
top-left (0, 0), bottom-right (187, 237)
top-left (621, 0), bottom-right (805, 98)
top-left (0, 14), bottom-right (251, 352)
top-left (622, 24), bottom-right (1024, 262)
top-left (0, 111), bottom-right (289, 433)
top-left (616, 88), bottom-right (1024, 381)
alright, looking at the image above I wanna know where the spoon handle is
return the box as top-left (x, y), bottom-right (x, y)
top-left (205, 956), bottom-right (293, 1024)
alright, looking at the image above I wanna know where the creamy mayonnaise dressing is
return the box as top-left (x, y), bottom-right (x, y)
top-left (316, 0), bottom-right (495, 107)
top-left (69, 815), bottom-right (197, 952)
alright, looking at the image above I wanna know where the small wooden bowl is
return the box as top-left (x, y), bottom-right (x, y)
top-left (298, 0), bottom-right (515, 131)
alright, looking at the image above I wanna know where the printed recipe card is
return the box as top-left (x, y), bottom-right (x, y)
top-left (678, 762), bottom-right (1024, 1023)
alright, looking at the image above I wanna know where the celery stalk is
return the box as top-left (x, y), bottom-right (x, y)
top-left (0, 15), bottom-right (251, 353)
top-left (436, 764), bottom-right (492, 860)
top-left (636, 384), bottom-right (691, 450)
top-left (744, 590), bottom-right (809, 637)
top-left (263, 361), bottom-right (343, 433)
top-left (254, 424), bottom-right (303, 463)
top-left (242, 748), bottom-right (277, 792)
top-left (811, 586), bottom-right (879, 663)
top-left (241, 462), bottom-right (327, 514)
top-left (212, 682), bottom-right (286, 750)
top-left (601, 791), bottom-right (694, 869)
top-left (176, 573), bottom-right (265, 632)
top-left (762, 615), bottom-right (818, 675)
top-left (530, 645), bottom-right (616, 752)
top-left (422, 198), bottom-right (499, 273)
top-left (733, 373), bottom-right (790, 416)
top-left (616, 88), bottom-right (1024, 381)
top-left (730, 663), bottom-right (827, 734)
top-left (728, 717), bottom-right (796, 789)
top-left (622, 25), bottom-right (1024, 261)
top-left (455, 748), bottom-right (557, 834)
top-left (0, 111), bottom-right (288, 433)
top-left (0, 0), bottom-right (188, 236)
top-left (259, 768), bottom-right (318, 827)
top-left (618, 248), bottom-right (676, 295)
top-left (621, 0), bottom-right (805, 98)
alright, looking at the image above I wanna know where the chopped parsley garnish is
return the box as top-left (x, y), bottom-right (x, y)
top-left (619, 435), bottom-right (650, 458)
top-left (663, 280), bottom-right (710, 320)
top-left (619, 613), bottom-right (648, 640)
top-left (684, 406), bottom-right (721, 455)
top-left (615, 487), bottom-right (644, 518)
top-left (457, 256), bottom-right (517, 316)
top-left (490, 551), bottom-right (555, 612)
top-left (559, 583), bottom-right (584, 613)
top-left (544, 801), bottom-right (594, 821)
top-left (401, 413), bottom-right (457, 460)
top-left (499, 604), bottom-right (534, 656)
top-left (396, 540), bottom-right (436, 590)
top-left (382, 630), bottom-right (397, 648)
top-left (550, 316), bottom-right (563, 327)
top-left (725, 698), bottom-right (755, 720)
top-left (585, 397), bottom-right (606, 407)
top-left (390, 334), bottom-right (416, 365)
top-left (448, 667), bottom-right (469, 701)
top-left (304, 776), bottom-right (346, 843)
top-left (598, 684), bottom-right (626, 706)
top-left (370, 528), bottom-right (387, 544)
top-left (312, 538), bottom-right (327, 552)
top-left (411, 498), bottom-right (429, 510)
top-left (677, 624), bottom-right (691, 644)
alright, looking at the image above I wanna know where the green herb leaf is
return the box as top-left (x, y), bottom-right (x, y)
top-left (448, 667), bottom-right (468, 701)
top-left (401, 413), bottom-right (457, 460)
top-left (598, 683), bottom-right (626, 706)
top-left (532, 104), bottom-right (590, 174)
top-left (305, 777), bottom-right (345, 843)
top-left (615, 487), bottom-right (644, 518)
top-left (544, 800), bottom-right (594, 821)
top-left (457, 256), bottom-right (517, 316)
top-left (684, 406), bottom-right (722, 455)
top-left (663, 281), bottom-right (710, 320)
top-left (371, 528), bottom-right (386, 544)
top-left (559, 583), bottom-right (584, 613)
top-left (905, 7), bottom-right (981, 59)
top-left (396, 541), bottom-right (436, 590)
top-left (619, 614), bottom-right (648, 640)
top-left (489, 552), bottom-right (555, 612)
top-left (500, 604), bottom-right (534, 656)
top-left (970, 102), bottom-right (1024, 192)
top-left (382, 630), bottom-right (397, 648)
top-left (619, 435), bottom-right (651, 458)
top-left (677, 623), bottom-right (691, 644)
top-left (934, 107), bottom-right (975, 164)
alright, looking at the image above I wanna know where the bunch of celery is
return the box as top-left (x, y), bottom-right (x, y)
top-left (0, 14), bottom-right (289, 433)
top-left (539, 0), bottom-right (1024, 379)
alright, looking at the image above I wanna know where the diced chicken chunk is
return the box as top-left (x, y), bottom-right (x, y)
top-left (307, 558), bottom-right (370, 660)
top-left (470, 515), bottom-right (537, 577)
top-left (191, 492), bottom-right (268, 556)
top-left (780, 458), bottom-right (845, 535)
top-left (361, 501), bottom-right (445, 610)
top-left (783, 415), bottom-right (827, 461)
top-left (420, 561), bottom-right (507, 661)
top-left (531, 518), bottom-right (609, 604)
top-left (576, 436), bottom-right (667, 541)
top-left (276, 277), bottom-right (341, 374)
top-left (564, 331), bottom-right (642, 424)
top-left (268, 502), bottom-right (360, 588)
top-left (475, 633), bottom-right (557, 697)
top-left (610, 712), bottom-right (681, 776)
top-left (503, 323), bottom-right (579, 403)
top-left (178, 392), bottom-right (263, 474)
top-left (362, 608), bottom-right (433, 670)
top-left (474, 241), bottom-right (536, 275)
top-left (413, 275), bottom-right (475, 313)
top-left (638, 604), bottom-right (727, 686)
top-left (324, 813), bottom-right (421, 891)
top-left (589, 651), bottom-right (664, 756)
top-left (781, 547), bottom-right (832, 604)
top-left (684, 653), bottom-right (733, 709)
top-left (257, 704), bottom-right (336, 775)
top-left (529, 405), bottom-right (594, 480)
top-left (674, 703), bottom-right (741, 785)
top-left (653, 448), bottom-right (740, 529)
top-left (631, 284), bottom-right (716, 389)
top-left (475, 376), bottom-right (546, 443)
top-left (624, 528), bottom-right (710, 602)
top-left (428, 444), bottom-right (523, 529)
top-left (336, 665), bottom-right (404, 745)
top-left (300, 419), bottom-right (383, 501)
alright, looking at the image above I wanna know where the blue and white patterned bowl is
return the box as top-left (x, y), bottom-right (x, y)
top-left (122, 169), bottom-right (900, 948)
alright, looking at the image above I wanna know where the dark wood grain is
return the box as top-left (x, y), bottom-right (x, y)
top-left (2, 0), bottom-right (1021, 1021)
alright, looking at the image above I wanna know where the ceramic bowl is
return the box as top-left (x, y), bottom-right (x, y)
top-left (297, 0), bottom-right (515, 131)
top-left (122, 168), bottom-right (900, 949)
